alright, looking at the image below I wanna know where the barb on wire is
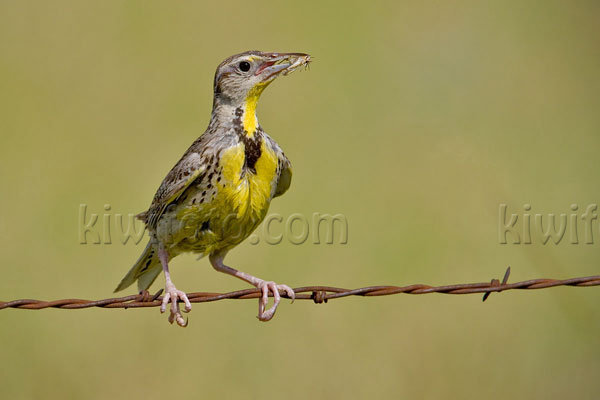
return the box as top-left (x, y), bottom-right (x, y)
top-left (1, 267), bottom-right (599, 311)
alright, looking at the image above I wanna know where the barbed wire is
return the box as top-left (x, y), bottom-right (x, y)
top-left (1, 267), bottom-right (599, 311)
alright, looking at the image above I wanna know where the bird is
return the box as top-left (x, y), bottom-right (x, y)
top-left (114, 51), bottom-right (311, 327)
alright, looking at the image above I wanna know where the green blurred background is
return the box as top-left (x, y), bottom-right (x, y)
top-left (1, 1), bottom-right (599, 398)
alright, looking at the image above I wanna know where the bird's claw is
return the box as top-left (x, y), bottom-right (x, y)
top-left (256, 281), bottom-right (295, 322)
top-left (161, 283), bottom-right (191, 328)
top-left (168, 311), bottom-right (188, 327)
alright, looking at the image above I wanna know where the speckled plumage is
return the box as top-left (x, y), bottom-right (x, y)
top-left (145, 117), bottom-right (291, 257)
top-left (115, 51), bottom-right (309, 326)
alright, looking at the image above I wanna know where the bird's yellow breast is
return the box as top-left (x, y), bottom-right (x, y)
top-left (170, 138), bottom-right (279, 255)
top-left (218, 139), bottom-right (278, 219)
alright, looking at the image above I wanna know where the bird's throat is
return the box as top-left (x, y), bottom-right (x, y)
top-left (242, 82), bottom-right (268, 137)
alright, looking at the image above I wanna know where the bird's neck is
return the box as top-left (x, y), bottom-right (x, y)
top-left (211, 84), bottom-right (267, 138)
top-left (240, 92), bottom-right (260, 137)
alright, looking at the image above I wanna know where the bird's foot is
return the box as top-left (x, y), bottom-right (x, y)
top-left (160, 282), bottom-right (192, 327)
top-left (256, 280), bottom-right (295, 322)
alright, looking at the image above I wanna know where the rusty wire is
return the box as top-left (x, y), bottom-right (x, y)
top-left (1, 267), bottom-right (599, 311)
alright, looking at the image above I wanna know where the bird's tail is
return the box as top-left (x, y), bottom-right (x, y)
top-left (114, 242), bottom-right (162, 293)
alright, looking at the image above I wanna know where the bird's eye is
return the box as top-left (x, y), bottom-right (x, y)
top-left (239, 61), bottom-right (251, 72)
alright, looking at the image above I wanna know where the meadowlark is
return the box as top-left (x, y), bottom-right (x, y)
top-left (115, 51), bottom-right (311, 327)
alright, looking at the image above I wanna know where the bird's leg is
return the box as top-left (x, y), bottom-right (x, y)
top-left (209, 253), bottom-right (295, 322)
top-left (158, 246), bottom-right (192, 327)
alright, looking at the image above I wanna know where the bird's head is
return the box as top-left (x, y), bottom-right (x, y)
top-left (212, 51), bottom-right (311, 111)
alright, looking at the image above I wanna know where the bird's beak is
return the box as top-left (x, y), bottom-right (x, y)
top-left (255, 52), bottom-right (311, 81)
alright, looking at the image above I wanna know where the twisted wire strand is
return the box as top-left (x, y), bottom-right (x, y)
top-left (2, 268), bottom-right (599, 310)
